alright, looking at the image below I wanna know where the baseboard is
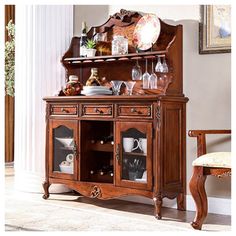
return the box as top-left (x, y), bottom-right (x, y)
top-left (119, 195), bottom-right (231, 216)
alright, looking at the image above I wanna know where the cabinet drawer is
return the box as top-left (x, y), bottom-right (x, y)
top-left (50, 105), bottom-right (78, 116)
top-left (81, 104), bottom-right (113, 117)
top-left (117, 104), bottom-right (152, 118)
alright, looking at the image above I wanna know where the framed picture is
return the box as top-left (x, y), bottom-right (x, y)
top-left (199, 5), bottom-right (231, 54)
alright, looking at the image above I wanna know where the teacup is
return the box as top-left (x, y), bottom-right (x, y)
top-left (123, 137), bottom-right (139, 152)
top-left (139, 138), bottom-right (147, 154)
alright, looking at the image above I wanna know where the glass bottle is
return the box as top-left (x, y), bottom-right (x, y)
top-left (86, 68), bottom-right (100, 86)
top-left (112, 35), bottom-right (128, 55)
top-left (80, 21), bottom-right (87, 57)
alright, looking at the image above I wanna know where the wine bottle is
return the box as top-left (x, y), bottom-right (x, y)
top-left (108, 170), bottom-right (114, 177)
top-left (90, 169), bottom-right (96, 175)
top-left (100, 135), bottom-right (114, 144)
top-left (98, 165), bottom-right (113, 176)
top-left (80, 21), bottom-right (87, 57)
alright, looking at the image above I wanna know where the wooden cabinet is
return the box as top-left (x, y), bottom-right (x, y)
top-left (48, 119), bottom-right (79, 180)
top-left (115, 121), bottom-right (153, 191)
top-left (43, 9), bottom-right (188, 219)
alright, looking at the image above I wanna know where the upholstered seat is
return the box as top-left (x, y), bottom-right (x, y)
top-left (192, 152), bottom-right (231, 168)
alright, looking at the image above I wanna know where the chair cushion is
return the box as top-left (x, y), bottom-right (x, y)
top-left (192, 152), bottom-right (231, 168)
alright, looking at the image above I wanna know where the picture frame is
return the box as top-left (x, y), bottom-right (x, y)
top-left (199, 5), bottom-right (231, 54)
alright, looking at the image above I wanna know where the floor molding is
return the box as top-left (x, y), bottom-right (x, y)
top-left (120, 195), bottom-right (231, 216)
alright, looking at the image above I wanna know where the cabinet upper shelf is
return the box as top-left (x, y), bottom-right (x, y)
top-left (63, 50), bottom-right (167, 65)
top-left (61, 9), bottom-right (183, 96)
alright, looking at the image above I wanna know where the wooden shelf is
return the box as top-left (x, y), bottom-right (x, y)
top-left (63, 50), bottom-right (167, 65)
top-left (123, 152), bottom-right (146, 157)
top-left (60, 147), bottom-right (74, 151)
top-left (87, 173), bottom-right (113, 183)
top-left (90, 142), bottom-right (114, 152)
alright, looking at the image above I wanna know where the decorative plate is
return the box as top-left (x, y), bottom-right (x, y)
top-left (133, 14), bottom-right (161, 51)
top-left (83, 86), bottom-right (110, 90)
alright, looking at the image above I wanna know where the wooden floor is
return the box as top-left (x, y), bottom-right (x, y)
top-left (5, 166), bottom-right (231, 231)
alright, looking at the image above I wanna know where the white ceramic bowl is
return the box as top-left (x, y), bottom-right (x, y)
top-left (55, 138), bottom-right (74, 147)
top-left (59, 164), bottom-right (73, 174)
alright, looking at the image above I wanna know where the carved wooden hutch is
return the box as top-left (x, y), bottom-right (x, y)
top-left (43, 9), bottom-right (188, 219)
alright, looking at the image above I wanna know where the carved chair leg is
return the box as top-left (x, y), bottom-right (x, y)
top-left (42, 181), bottom-right (51, 199)
top-left (189, 166), bottom-right (208, 230)
top-left (177, 192), bottom-right (186, 211)
top-left (153, 196), bottom-right (163, 219)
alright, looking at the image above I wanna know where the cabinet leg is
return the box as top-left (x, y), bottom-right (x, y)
top-left (42, 181), bottom-right (51, 199)
top-left (177, 192), bottom-right (186, 211)
top-left (153, 196), bottom-right (163, 219)
top-left (189, 167), bottom-right (208, 230)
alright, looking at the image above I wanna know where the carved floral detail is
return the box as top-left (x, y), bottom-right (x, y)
top-left (90, 186), bottom-right (102, 198)
top-left (112, 9), bottom-right (140, 22)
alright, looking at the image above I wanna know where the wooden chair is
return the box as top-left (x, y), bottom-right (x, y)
top-left (188, 130), bottom-right (231, 230)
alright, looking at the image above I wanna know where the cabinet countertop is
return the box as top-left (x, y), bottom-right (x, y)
top-left (43, 94), bottom-right (188, 102)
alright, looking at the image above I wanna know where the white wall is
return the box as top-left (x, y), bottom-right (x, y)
top-left (73, 5), bottom-right (231, 200)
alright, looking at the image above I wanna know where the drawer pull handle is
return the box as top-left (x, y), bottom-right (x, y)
top-left (61, 108), bottom-right (68, 113)
top-left (94, 108), bottom-right (103, 114)
top-left (131, 108), bottom-right (142, 114)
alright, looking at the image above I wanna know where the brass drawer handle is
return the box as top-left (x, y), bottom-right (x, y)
top-left (131, 108), bottom-right (142, 114)
top-left (61, 108), bottom-right (68, 113)
top-left (94, 108), bottom-right (103, 114)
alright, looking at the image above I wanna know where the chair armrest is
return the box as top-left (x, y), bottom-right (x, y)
top-left (188, 130), bottom-right (231, 137)
top-left (188, 130), bottom-right (231, 157)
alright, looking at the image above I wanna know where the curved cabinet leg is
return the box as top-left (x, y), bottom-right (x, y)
top-left (189, 166), bottom-right (208, 230)
top-left (42, 181), bottom-right (51, 199)
top-left (177, 192), bottom-right (186, 211)
top-left (153, 195), bottom-right (163, 219)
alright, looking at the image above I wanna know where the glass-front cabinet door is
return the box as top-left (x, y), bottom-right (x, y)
top-left (115, 122), bottom-right (152, 190)
top-left (49, 119), bottom-right (79, 180)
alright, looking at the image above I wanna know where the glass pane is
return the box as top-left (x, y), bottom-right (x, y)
top-left (121, 128), bottom-right (147, 183)
top-left (53, 125), bottom-right (74, 174)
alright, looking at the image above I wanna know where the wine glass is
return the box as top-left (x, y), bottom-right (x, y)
top-left (155, 56), bottom-right (163, 72)
top-left (149, 60), bottom-right (158, 89)
top-left (132, 60), bottom-right (142, 80)
top-left (110, 80), bottom-right (123, 95)
top-left (124, 81), bottom-right (136, 95)
top-left (142, 59), bottom-right (150, 89)
top-left (162, 56), bottom-right (169, 73)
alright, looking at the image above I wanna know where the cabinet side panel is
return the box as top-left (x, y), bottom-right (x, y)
top-left (161, 102), bottom-right (185, 192)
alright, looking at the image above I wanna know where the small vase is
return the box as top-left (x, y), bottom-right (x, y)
top-left (86, 48), bottom-right (96, 57)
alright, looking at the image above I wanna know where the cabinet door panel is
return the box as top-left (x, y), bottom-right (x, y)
top-left (115, 122), bottom-right (152, 190)
top-left (49, 119), bottom-right (79, 180)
